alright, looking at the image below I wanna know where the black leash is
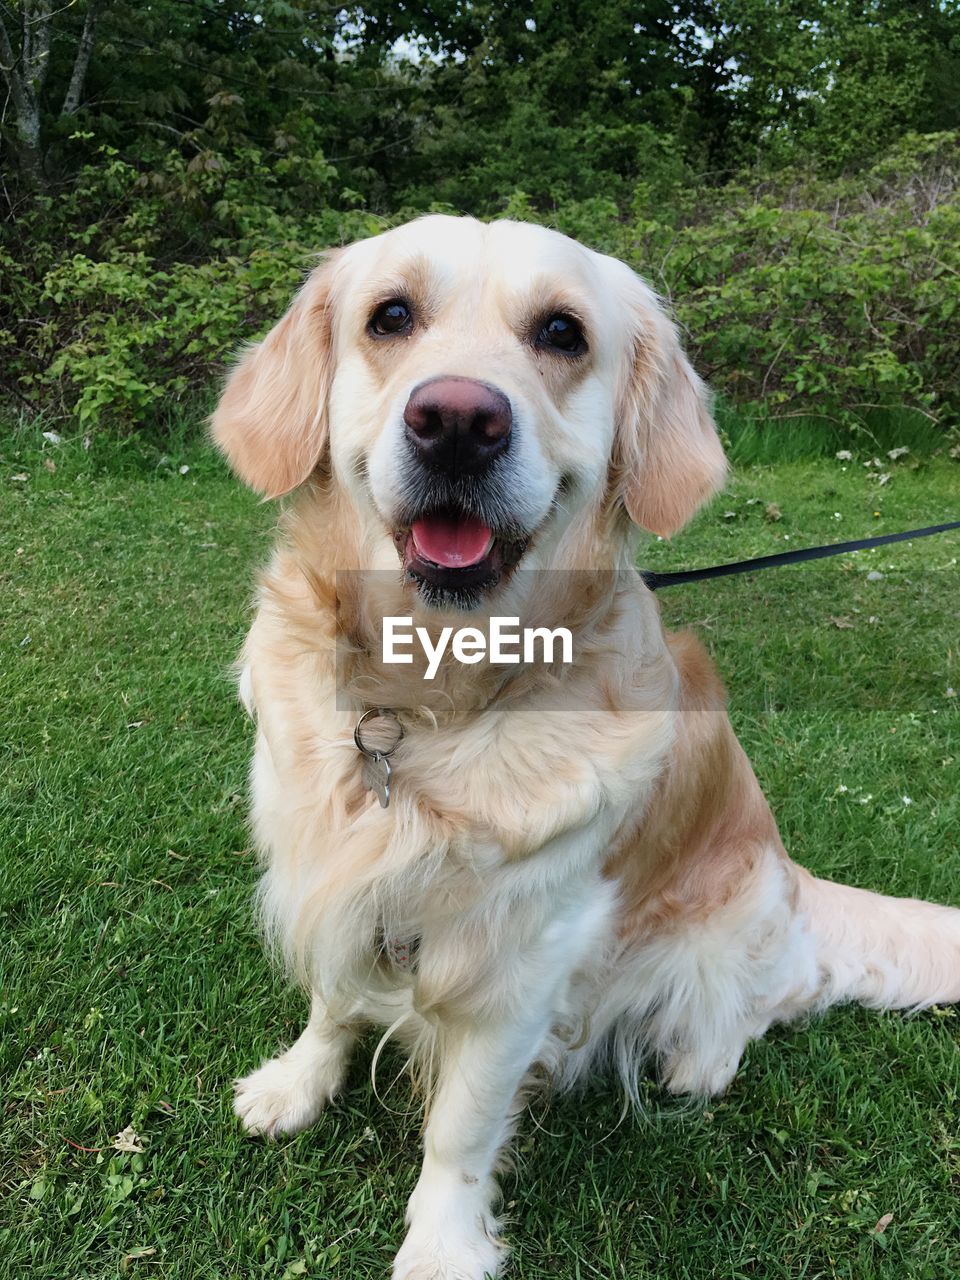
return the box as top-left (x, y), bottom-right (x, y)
top-left (641, 521), bottom-right (960, 591)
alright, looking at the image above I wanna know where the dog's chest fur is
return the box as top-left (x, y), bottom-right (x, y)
top-left (241, 566), bottom-right (680, 1001)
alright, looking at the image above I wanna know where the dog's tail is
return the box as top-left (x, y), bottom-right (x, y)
top-left (798, 869), bottom-right (960, 1011)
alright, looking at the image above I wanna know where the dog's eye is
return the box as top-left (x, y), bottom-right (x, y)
top-left (537, 313), bottom-right (586, 356)
top-left (370, 299), bottom-right (413, 336)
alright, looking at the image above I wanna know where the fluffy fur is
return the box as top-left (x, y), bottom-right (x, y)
top-left (211, 215), bottom-right (960, 1279)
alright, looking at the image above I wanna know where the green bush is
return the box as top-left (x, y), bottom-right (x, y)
top-left (0, 137), bottom-right (383, 430)
top-left (542, 133), bottom-right (960, 432)
top-left (672, 136), bottom-right (959, 428)
top-left (2, 133), bottom-right (958, 437)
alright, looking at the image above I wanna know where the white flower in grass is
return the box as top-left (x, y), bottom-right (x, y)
top-left (835, 450), bottom-right (853, 461)
top-left (179, 464), bottom-right (190, 475)
top-left (901, 796), bottom-right (913, 806)
top-left (887, 447), bottom-right (910, 460)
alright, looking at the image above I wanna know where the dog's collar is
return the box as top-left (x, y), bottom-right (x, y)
top-left (348, 521), bottom-right (960, 807)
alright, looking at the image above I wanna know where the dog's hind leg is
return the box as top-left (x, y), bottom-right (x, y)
top-left (655, 860), bottom-right (960, 1100)
top-left (590, 850), bottom-right (822, 1100)
top-left (233, 992), bottom-right (357, 1139)
top-left (797, 869), bottom-right (960, 1012)
top-left (637, 861), bottom-right (960, 1101)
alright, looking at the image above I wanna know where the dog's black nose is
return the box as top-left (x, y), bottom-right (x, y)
top-left (403, 377), bottom-right (512, 474)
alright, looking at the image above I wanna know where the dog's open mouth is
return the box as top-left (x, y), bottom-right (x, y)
top-left (393, 508), bottom-right (530, 608)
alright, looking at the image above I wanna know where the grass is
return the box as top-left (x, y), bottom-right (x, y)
top-left (716, 400), bottom-right (948, 467)
top-left (1, 421), bottom-right (958, 1280)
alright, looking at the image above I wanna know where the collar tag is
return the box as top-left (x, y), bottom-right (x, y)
top-left (354, 709), bottom-right (403, 808)
top-left (383, 933), bottom-right (419, 972)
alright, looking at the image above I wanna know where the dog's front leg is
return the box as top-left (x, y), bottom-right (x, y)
top-left (233, 992), bottom-right (357, 1139)
top-left (392, 1017), bottom-right (542, 1280)
top-left (392, 886), bottom-right (609, 1280)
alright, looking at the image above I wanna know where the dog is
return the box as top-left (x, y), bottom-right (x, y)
top-left (212, 215), bottom-right (960, 1279)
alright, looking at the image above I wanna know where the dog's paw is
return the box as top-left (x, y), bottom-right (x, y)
top-left (391, 1219), bottom-right (505, 1280)
top-left (660, 1044), bottom-right (742, 1098)
top-left (233, 1047), bottom-right (343, 1139)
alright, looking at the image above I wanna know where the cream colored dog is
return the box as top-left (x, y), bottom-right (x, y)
top-left (212, 215), bottom-right (960, 1279)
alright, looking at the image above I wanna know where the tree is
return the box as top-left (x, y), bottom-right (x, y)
top-left (0, 0), bottom-right (101, 187)
top-left (702, 0), bottom-right (960, 173)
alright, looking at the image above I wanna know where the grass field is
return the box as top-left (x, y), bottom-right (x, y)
top-left (2, 425), bottom-right (958, 1280)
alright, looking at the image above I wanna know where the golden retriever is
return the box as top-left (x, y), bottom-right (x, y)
top-left (212, 215), bottom-right (960, 1279)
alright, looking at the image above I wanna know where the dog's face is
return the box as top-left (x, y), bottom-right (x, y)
top-left (213, 216), bottom-right (726, 608)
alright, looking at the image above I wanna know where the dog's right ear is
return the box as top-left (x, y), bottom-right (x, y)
top-left (211, 253), bottom-right (340, 498)
top-left (613, 269), bottom-right (727, 538)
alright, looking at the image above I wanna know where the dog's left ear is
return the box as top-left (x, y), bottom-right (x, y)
top-left (211, 253), bottom-right (340, 498)
top-left (615, 299), bottom-right (727, 538)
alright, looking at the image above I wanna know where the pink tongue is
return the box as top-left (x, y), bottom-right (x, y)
top-left (411, 514), bottom-right (493, 568)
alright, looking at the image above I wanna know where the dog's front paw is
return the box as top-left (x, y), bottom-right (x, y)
top-left (233, 1042), bottom-right (345, 1139)
top-left (660, 1042), bottom-right (743, 1098)
top-left (392, 1183), bottom-right (505, 1280)
top-left (392, 1163), bottom-right (506, 1279)
top-left (391, 1224), bottom-right (505, 1280)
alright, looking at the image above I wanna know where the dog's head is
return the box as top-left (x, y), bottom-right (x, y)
top-left (213, 215), bottom-right (726, 608)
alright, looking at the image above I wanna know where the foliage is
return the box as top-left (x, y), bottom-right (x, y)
top-left (1, 1), bottom-right (960, 435)
top-left (657, 135), bottom-right (960, 428)
top-left (0, 137), bottom-right (382, 427)
top-left (3, 129), bottom-right (958, 435)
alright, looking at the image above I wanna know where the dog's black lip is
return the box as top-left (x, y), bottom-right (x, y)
top-left (392, 506), bottom-right (533, 604)
top-left (407, 552), bottom-right (502, 590)
top-left (398, 527), bottom-right (528, 580)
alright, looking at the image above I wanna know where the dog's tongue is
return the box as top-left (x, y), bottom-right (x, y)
top-left (411, 514), bottom-right (492, 568)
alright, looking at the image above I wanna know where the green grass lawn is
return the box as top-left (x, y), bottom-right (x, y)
top-left (2, 427), bottom-right (958, 1280)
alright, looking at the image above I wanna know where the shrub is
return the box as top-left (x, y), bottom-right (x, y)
top-left (2, 133), bottom-right (957, 437)
top-left (657, 134), bottom-right (960, 430)
top-left (539, 134), bottom-right (960, 434)
top-left (0, 138), bottom-right (382, 430)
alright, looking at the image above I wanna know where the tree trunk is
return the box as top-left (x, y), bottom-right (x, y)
top-left (1, 0), bottom-right (104, 188)
top-left (0, 1), bottom-right (51, 188)
top-left (62, 1), bottom-right (101, 116)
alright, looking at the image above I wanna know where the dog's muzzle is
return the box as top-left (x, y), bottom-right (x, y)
top-left (392, 377), bottom-right (535, 607)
